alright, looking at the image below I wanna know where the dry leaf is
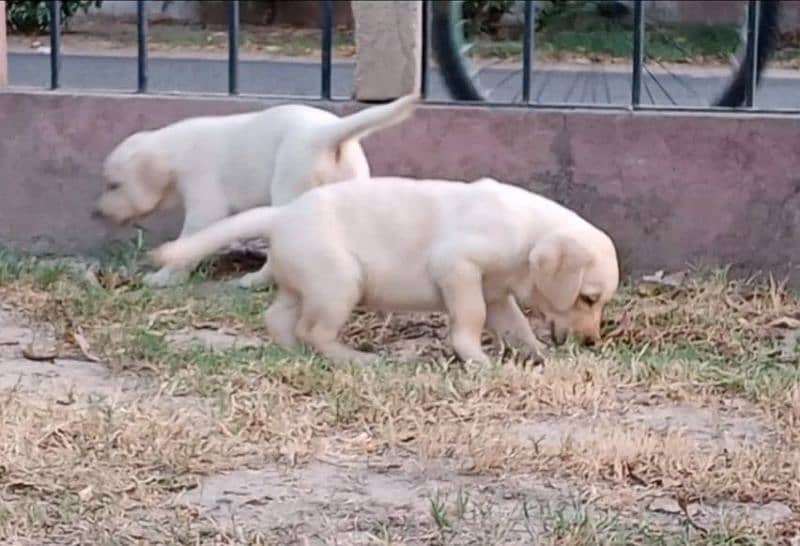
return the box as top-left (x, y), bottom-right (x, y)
top-left (191, 322), bottom-right (218, 331)
top-left (78, 485), bottom-right (93, 502)
top-left (72, 329), bottom-right (100, 363)
top-left (603, 311), bottom-right (631, 341)
top-left (22, 345), bottom-right (58, 362)
top-left (767, 316), bottom-right (800, 329)
top-left (648, 496), bottom-right (682, 514)
top-left (641, 270), bottom-right (686, 288)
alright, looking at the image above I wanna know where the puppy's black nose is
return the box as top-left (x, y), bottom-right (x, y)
top-left (91, 208), bottom-right (104, 220)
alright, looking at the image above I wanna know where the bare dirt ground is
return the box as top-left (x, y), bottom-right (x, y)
top-left (1, 248), bottom-right (799, 544)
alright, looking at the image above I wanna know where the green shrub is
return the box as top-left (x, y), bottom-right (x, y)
top-left (462, 0), bottom-right (516, 35)
top-left (6, 0), bottom-right (103, 33)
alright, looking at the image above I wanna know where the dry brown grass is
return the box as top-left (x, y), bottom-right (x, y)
top-left (603, 271), bottom-right (799, 362)
top-left (0, 392), bottom-right (262, 543)
top-left (0, 249), bottom-right (798, 544)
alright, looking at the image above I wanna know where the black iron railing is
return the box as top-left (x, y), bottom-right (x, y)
top-left (35, 0), bottom-right (793, 113)
top-left (42, 0), bottom-right (335, 98)
top-left (422, 0), bottom-right (795, 114)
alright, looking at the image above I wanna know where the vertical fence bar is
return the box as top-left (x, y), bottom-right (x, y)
top-left (136, 0), bottom-right (148, 93)
top-left (228, 0), bottom-right (239, 95)
top-left (48, 0), bottom-right (60, 89)
top-left (630, 0), bottom-right (644, 107)
top-left (744, 0), bottom-right (759, 108)
top-left (420, 0), bottom-right (429, 98)
top-left (320, 0), bottom-right (333, 99)
top-left (0, 0), bottom-right (7, 88)
top-left (521, 0), bottom-right (533, 103)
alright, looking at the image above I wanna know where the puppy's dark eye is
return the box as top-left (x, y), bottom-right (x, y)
top-left (578, 294), bottom-right (598, 306)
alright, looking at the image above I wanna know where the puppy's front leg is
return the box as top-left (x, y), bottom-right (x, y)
top-left (486, 294), bottom-right (548, 364)
top-left (143, 195), bottom-right (228, 288)
top-left (435, 262), bottom-right (491, 366)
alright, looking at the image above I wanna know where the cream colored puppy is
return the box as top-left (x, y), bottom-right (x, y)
top-left (151, 177), bottom-right (620, 366)
top-left (93, 95), bottom-right (418, 288)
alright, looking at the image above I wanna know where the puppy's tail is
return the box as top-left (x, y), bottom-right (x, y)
top-left (314, 93), bottom-right (419, 148)
top-left (150, 207), bottom-right (279, 269)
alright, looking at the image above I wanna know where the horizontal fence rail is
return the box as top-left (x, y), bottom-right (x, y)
top-left (36, 0), bottom-right (336, 99)
top-left (16, 0), bottom-right (798, 114)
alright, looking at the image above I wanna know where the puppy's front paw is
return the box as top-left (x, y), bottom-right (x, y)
top-left (525, 346), bottom-right (548, 366)
top-left (501, 337), bottom-right (549, 366)
top-left (143, 268), bottom-right (188, 288)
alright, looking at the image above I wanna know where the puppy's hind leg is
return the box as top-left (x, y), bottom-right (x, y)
top-left (294, 278), bottom-right (377, 367)
top-left (265, 287), bottom-right (301, 349)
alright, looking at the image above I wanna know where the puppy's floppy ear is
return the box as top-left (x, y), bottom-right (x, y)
top-left (528, 232), bottom-right (593, 311)
top-left (135, 147), bottom-right (174, 193)
top-left (129, 147), bottom-right (175, 211)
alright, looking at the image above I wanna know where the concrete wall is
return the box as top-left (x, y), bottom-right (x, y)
top-left (1, 90), bottom-right (798, 283)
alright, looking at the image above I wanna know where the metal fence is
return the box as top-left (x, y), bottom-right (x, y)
top-left (34, 0), bottom-right (797, 113)
top-left (44, 0), bottom-right (336, 99)
top-left (421, 0), bottom-right (798, 114)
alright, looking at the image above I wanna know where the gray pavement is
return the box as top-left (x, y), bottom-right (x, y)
top-left (7, 52), bottom-right (800, 108)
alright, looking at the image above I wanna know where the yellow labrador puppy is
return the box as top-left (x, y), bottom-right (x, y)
top-left (151, 177), bottom-right (619, 366)
top-left (94, 95), bottom-right (418, 288)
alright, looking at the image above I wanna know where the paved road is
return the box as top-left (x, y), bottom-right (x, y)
top-left (8, 52), bottom-right (800, 108)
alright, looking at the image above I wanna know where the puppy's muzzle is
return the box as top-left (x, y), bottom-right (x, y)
top-left (549, 322), bottom-right (598, 348)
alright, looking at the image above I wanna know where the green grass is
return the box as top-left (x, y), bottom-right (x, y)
top-left (2, 245), bottom-right (799, 400)
top-left (607, 341), bottom-right (800, 400)
top-left (425, 490), bottom-right (775, 545)
top-left (474, 22), bottom-right (742, 63)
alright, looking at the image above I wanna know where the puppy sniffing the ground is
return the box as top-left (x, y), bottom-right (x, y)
top-left (93, 95), bottom-right (419, 288)
top-left (151, 177), bottom-right (620, 366)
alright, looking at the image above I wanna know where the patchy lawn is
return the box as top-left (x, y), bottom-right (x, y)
top-left (473, 22), bottom-right (746, 66)
top-left (0, 242), bottom-right (798, 544)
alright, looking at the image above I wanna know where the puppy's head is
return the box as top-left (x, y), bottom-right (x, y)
top-left (93, 131), bottom-right (175, 225)
top-left (528, 229), bottom-right (619, 347)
